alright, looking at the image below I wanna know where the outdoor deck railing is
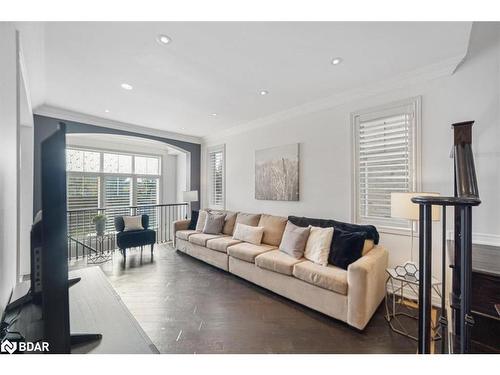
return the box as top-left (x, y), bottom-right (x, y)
top-left (67, 202), bottom-right (188, 260)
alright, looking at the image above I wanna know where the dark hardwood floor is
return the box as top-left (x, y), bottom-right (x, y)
top-left (70, 244), bottom-right (417, 354)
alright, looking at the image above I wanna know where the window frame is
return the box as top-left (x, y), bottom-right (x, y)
top-left (351, 96), bottom-right (422, 235)
top-left (207, 144), bottom-right (226, 210)
top-left (66, 146), bottom-right (163, 209)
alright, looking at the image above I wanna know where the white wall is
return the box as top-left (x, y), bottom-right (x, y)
top-left (176, 153), bottom-right (188, 203)
top-left (0, 23), bottom-right (19, 315)
top-left (203, 23), bottom-right (500, 278)
top-left (164, 154), bottom-right (178, 203)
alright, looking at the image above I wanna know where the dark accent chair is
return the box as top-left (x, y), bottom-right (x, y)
top-left (114, 215), bottom-right (156, 259)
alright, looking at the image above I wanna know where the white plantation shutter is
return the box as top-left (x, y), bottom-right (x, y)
top-left (67, 175), bottom-right (99, 210)
top-left (104, 176), bottom-right (132, 231)
top-left (353, 98), bottom-right (420, 229)
top-left (67, 175), bottom-right (99, 236)
top-left (137, 178), bottom-right (159, 228)
top-left (208, 145), bottom-right (225, 209)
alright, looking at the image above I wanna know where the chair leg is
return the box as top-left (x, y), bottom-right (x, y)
top-left (151, 243), bottom-right (154, 255)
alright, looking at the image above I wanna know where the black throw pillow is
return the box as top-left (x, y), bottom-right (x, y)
top-left (328, 229), bottom-right (367, 270)
top-left (288, 215), bottom-right (379, 244)
top-left (188, 210), bottom-right (199, 230)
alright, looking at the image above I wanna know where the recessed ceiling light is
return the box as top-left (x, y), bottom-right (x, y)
top-left (211, 113), bottom-right (218, 117)
top-left (121, 83), bottom-right (133, 90)
top-left (104, 109), bottom-right (110, 113)
top-left (157, 34), bottom-right (171, 45)
top-left (259, 90), bottom-right (269, 96)
top-left (331, 57), bottom-right (343, 65)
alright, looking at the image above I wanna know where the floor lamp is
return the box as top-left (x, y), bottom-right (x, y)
top-left (182, 190), bottom-right (199, 219)
top-left (391, 192), bottom-right (441, 264)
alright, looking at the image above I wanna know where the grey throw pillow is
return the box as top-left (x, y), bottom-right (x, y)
top-left (279, 221), bottom-right (310, 259)
top-left (203, 213), bottom-right (226, 234)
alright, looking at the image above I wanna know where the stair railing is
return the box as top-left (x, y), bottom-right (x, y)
top-left (411, 121), bottom-right (481, 354)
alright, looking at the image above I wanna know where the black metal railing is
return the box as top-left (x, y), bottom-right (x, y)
top-left (67, 203), bottom-right (188, 260)
top-left (412, 121), bottom-right (481, 354)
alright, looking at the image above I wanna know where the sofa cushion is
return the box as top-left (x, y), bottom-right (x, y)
top-left (227, 242), bottom-right (276, 263)
top-left (206, 236), bottom-right (242, 253)
top-left (176, 229), bottom-right (199, 241)
top-left (288, 215), bottom-right (379, 244)
top-left (189, 233), bottom-right (226, 246)
top-left (195, 210), bottom-right (208, 231)
top-left (233, 223), bottom-right (264, 245)
top-left (304, 226), bottom-right (334, 266)
top-left (255, 250), bottom-right (306, 276)
top-left (222, 211), bottom-right (238, 235)
top-left (293, 261), bottom-right (347, 295)
top-left (203, 212), bottom-right (226, 234)
top-left (328, 229), bottom-right (367, 270)
top-left (279, 221), bottom-right (310, 259)
top-left (235, 212), bottom-right (261, 227)
top-left (206, 209), bottom-right (239, 235)
top-left (258, 214), bottom-right (288, 246)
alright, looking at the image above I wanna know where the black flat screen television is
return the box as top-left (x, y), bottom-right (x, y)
top-left (2, 122), bottom-right (100, 353)
top-left (39, 122), bottom-right (71, 353)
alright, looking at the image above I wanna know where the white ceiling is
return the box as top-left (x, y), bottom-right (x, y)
top-left (22, 22), bottom-right (472, 137)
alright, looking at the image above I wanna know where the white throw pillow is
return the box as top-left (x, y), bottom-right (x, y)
top-left (304, 226), bottom-right (334, 266)
top-left (123, 215), bottom-right (144, 232)
top-left (232, 223), bottom-right (264, 245)
top-left (195, 210), bottom-right (208, 231)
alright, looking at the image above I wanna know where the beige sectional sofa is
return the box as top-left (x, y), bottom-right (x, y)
top-left (173, 211), bottom-right (388, 330)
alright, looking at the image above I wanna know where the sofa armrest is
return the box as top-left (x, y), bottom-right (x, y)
top-left (172, 219), bottom-right (190, 245)
top-left (346, 245), bottom-right (388, 330)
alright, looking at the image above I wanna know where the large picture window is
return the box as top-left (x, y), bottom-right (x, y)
top-left (352, 97), bottom-right (420, 230)
top-left (66, 147), bottom-right (161, 234)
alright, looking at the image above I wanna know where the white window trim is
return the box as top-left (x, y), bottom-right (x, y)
top-left (207, 144), bottom-right (226, 210)
top-left (350, 96), bottom-right (422, 236)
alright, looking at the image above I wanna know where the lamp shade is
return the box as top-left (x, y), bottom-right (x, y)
top-left (391, 192), bottom-right (441, 221)
top-left (182, 190), bottom-right (198, 202)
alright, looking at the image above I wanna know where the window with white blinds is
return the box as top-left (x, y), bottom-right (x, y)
top-left (67, 175), bottom-right (99, 236)
top-left (137, 178), bottom-right (159, 228)
top-left (65, 147), bottom-right (162, 234)
top-left (67, 175), bottom-right (99, 210)
top-left (207, 145), bottom-right (225, 209)
top-left (352, 98), bottom-right (420, 229)
top-left (104, 176), bottom-right (132, 231)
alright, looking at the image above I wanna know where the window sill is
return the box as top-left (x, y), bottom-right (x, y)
top-left (378, 226), bottom-right (415, 237)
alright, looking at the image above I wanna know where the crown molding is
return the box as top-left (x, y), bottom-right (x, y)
top-left (203, 55), bottom-right (465, 144)
top-left (34, 104), bottom-right (203, 145)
